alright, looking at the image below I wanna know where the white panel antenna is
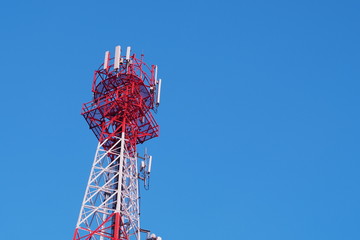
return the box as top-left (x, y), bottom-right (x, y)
top-left (147, 155), bottom-right (152, 174)
top-left (154, 65), bottom-right (158, 82)
top-left (156, 79), bottom-right (162, 105)
top-left (126, 46), bottom-right (131, 60)
top-left (103, 51), bottom-right (110, 70)
top-left (140, 161), bottom-right (145, 171)
top-left (114, 45), bottom-right (121, 69)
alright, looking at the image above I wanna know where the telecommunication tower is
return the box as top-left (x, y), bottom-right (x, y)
top-left (73, 45), bottom-right (162, 240)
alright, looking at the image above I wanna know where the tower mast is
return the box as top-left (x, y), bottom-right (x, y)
top-left (73, 45), bottom-right (162, 240)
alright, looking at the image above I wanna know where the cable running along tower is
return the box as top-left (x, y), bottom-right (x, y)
top-left (73, 45), bottom-right (162, 240)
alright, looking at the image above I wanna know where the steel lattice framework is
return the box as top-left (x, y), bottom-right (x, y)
top-left (73, 46), bottom-right (162, 240)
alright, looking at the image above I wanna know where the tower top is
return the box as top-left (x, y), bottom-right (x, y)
top-left (81, 46), bottom-right (162, 150)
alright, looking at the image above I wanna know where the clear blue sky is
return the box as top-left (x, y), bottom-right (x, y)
top-left (0, 0), bottom-right (359, 239)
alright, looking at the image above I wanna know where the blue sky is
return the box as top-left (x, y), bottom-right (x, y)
top-left (0, 0), bottom-right (359, 239)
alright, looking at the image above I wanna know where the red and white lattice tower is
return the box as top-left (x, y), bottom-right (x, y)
top-left (73, 45), bottom-right (162, 240)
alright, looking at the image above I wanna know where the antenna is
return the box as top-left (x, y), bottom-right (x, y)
top-left (114, 45), bottom-right (121, 69)
top-left (154, 65), bottom-right (158, 82)
top-left (148, 155), bottom-right (153, 174)
top-left (75, 45), bottom-right (162, 240)
top-left (156, 79), bottom-right (162, 106)
top-left (103, 51), bottom-right (110, 70)
top-left (126, 46), bottom-right (131, 61)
